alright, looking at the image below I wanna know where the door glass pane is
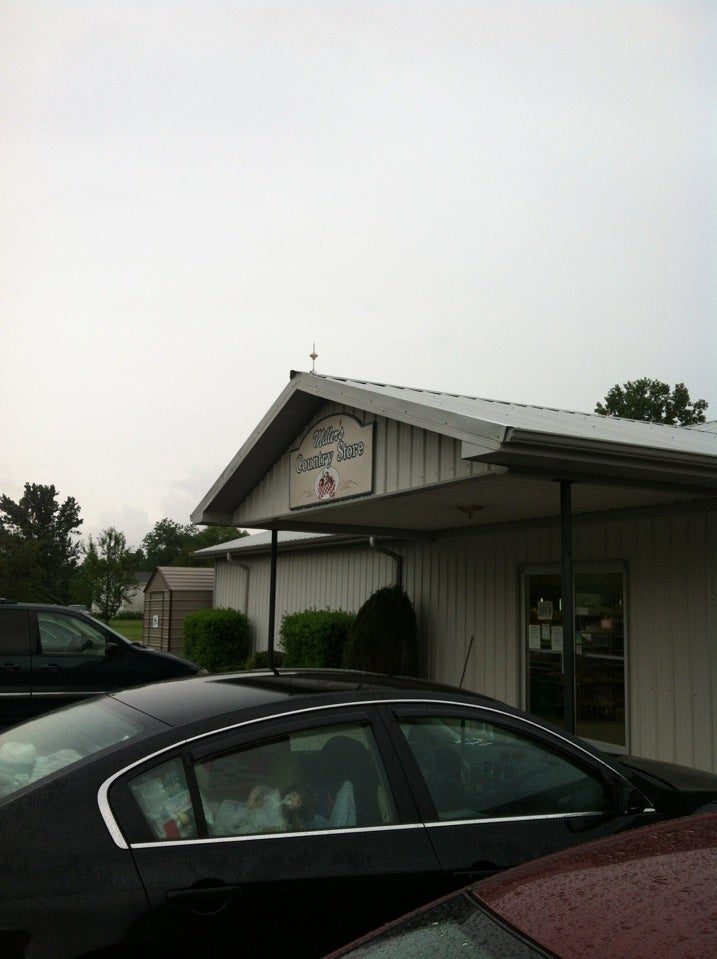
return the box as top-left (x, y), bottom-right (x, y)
top-left (524, 569), bottom-right (626, 748)
top-left (36, 611), bottom-right (106, 656)
top-left (398, 715), bottom-right (610, 820)
top-left (0, 609), bottom-right (30, 655)
top-left (575, 571), bottom-right (625, 747)
top-left (194, 721), bottom-right (397, 838)
top-left (129, 757), bottom-right (198, 840)
top-left (525, 573), bottom-right (565, 725)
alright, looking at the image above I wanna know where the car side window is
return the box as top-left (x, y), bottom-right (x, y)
top-left (0, 609), bottom-right (30, 655)
top-left (195, 721), bottom-right (398, 838)
top-left (36, 611), bottom-right (107, 656)
top-left (129, 757), bottom-right (198, 840)
top-left (399, 715), bottom-right (611, 821)
top-left (124, 721), bottom-right (399, 844)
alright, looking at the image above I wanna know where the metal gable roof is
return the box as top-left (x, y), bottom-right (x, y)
top-left (191, 371), bottom-right (717, 530)
top-left (293, 373), bottom-right (716, 455)
top-left (145, 567), bottom-right (215, 592)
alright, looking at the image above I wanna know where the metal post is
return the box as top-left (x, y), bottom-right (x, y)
top-left (560, 480), bottom-right (576, 733)
top-left (267, 529), bottom-right (278, 669)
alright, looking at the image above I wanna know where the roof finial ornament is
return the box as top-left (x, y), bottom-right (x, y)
top-left (310, 342), bottom-right (318, 373)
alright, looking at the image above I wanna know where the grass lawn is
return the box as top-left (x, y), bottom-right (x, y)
top-left (108, 617), bottom-right (144, 643)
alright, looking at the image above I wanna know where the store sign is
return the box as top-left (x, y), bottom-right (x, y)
top-left (290, 414), bottom-right (374, 510)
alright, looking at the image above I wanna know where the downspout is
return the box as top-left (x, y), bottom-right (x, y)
top-left (369, 537), bottom-right (403, 587)
top-left (225, 553), bottom-right (250, 615)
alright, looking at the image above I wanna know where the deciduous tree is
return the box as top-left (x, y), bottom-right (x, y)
top-left (81, 527), bottom-right (141, 622)
top-left (140, 518), bottom-right (246, 569)
top-left (595, 379), bottom-right (708, 425)
top-left (0, 483), bottom-right (82, 602)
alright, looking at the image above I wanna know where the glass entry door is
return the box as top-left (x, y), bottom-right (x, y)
top-left (523, 567), bottom-right (626, 749)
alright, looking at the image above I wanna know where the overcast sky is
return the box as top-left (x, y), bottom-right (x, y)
top-left (1, 1), bottom-right (715, 548)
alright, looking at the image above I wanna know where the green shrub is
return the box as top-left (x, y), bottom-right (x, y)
top-left (183, 607), bottom-right (250, 672)
top-left (279, 609), bottom-right (356, 668)
top-left (342, 585), bottom-right (418, 676)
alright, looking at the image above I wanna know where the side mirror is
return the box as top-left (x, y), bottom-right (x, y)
top-left (105, 642), bottom-right (122, 658)
top-left (615, 781), bottom-right (647, 816)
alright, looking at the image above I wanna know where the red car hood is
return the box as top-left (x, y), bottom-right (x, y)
top-left (475, 813), bottom-right (717, 959)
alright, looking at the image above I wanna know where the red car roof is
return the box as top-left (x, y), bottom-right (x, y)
top-left (475, 812), bottom-right (717, 959)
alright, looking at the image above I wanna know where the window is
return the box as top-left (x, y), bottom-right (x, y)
top-left (37, 611), bottom-right (107, 656)
top-left (399, 715), bottom-right (610, 821)
top-left (127, 720), bottom-right (398, 842)
top-left (129, 757), bottom-right (198, 840)
top-left (523, 566), bottom-right (626, 749)
top-left (0, 609), bottom-right (30, 655)
top-left (0, 698), bottom-right (149, 800)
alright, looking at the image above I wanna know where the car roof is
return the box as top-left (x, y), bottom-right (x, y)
top-left (475, 811), bottom-right (717, 958)
top-left (109, 668), bottom-right (502, 727)
top-left (0, 601), bottom-right (87, 611)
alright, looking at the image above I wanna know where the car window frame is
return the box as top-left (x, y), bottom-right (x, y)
top-left (108, 704), bottom-right (422, 847)
top-left (34, 609), bottom-right (110, 657)
top-left (380, 701), bottom-right (635, 823)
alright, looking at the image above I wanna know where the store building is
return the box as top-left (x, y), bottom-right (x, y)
top-left (192, 372), bottom-right (717, 772)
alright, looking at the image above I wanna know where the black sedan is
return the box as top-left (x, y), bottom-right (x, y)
top-left (0, 669), bottom-right (716, 959)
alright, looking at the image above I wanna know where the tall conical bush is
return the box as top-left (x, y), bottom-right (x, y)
top-left (342, 584), bottom-right (418, 676)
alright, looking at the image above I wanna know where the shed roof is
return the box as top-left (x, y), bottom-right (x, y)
top-left (192, 371), bottom-right (717, 534)
top-left (145, 567), bottom-right (215, 592)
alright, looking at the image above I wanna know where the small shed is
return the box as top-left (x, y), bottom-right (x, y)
top-left (142, 567), bottom-right (215, 656)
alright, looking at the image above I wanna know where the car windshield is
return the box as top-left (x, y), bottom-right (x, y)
top-left (0, 698), bottom-right (154, 801)
top-left (334, 892), bottom-right (545, 958)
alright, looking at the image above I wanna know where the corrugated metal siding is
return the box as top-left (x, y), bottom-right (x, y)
top-left (217, 544), bottom-right (396, 650)
top-left (213, 502), bottom-right (716, 773)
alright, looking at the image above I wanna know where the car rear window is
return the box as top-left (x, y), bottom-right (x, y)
top-left (0, 698), bottom-right (155, 801)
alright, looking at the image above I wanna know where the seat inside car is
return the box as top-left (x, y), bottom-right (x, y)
top-left (315, 736), bottom-right (382, 827)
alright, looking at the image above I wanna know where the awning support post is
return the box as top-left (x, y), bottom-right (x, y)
top-left (560, 480), bottom-right (576, 733)
top-left (267, 529), bottom-right (278, 669)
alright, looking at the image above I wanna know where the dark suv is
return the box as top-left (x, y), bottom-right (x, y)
top-left (0, 601), bottom-right (204, 727)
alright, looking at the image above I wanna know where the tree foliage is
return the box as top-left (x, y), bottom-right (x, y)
top-left (79, 527), bottom-right (141, 622)
top-left (140, 518), bottom-right (245, 569)
top-left (0, 483), bottom-right (82, 602)
top-left (140, 519), bottom-right (193, 568)
top-left (595, 378), bottom-right (708, 425)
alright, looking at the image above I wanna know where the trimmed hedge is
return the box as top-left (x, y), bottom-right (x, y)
top-left (279, 609), bottom-right (356, 668)
top-left (183, 607), bottom-right (250, 672)
top-left (342, 585), bottom-right (418, 676)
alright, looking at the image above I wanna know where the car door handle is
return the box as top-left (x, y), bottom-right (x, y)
top-left (39, 663), bottom-right (61, 671)
top-left (166, 883), bottom-right (243, 908)
top-left (1, 663), bottom-right (22, 671)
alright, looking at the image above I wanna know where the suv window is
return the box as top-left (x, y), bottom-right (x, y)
top-left (399, 715), bottom-right (610, 820)
top-left (0, 609), bottom-right (30, 655)
top-left (36, 611), bottom-right (108, 656)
